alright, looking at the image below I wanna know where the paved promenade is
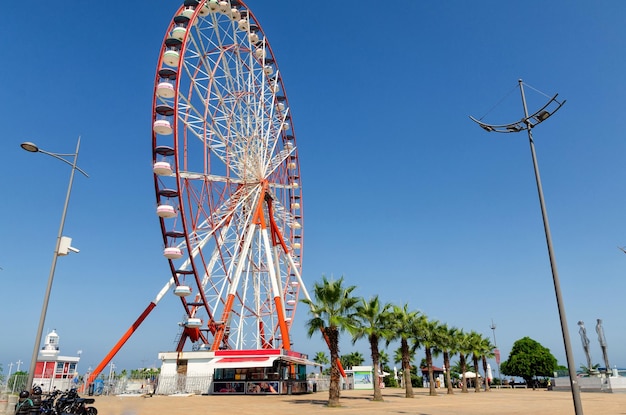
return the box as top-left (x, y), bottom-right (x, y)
top-left (88, 387), bottom-right (626, 415)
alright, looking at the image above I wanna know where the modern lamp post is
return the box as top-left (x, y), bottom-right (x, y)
top-left (21, 137), bottom-right (88, 392)
top-left (471, 80), bottom-right (583, 415)
top-left (490, 319), bottom-right (501, 387)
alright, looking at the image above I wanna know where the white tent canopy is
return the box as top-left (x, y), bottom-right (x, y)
top-left (462, 371), bottom-right (482, 378)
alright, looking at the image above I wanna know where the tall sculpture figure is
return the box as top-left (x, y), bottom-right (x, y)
top-left (577, 321), bottom-right (594, 373)
top-left (596, 319), bottom-right (611, 375)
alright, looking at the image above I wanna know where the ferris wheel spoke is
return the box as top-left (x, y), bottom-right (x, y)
top-left (265, 146), bottom-right (294, 180)
top-left (199, 223), bottom-right (238, 313)
top-left (260, 227), bottom-right (289, 338)
top-left (210, 213), bottom-right (259, 349)
top-left (184, 19), bottom-right (272, 177)
top-left (199, 188), bottom-right (265, 315)
top-left (179, 78), bottom-right (270, 178)
top-left (178, 170), bottom-right (246, 183)
top-left (264, 195), bottom-right (299, 232)
top-left (182, 177), bottom-right (258, 235)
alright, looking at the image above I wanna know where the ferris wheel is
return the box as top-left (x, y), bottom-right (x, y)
top-left (151, 0), bottom-right (305, 352)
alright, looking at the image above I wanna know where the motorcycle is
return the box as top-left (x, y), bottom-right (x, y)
top-left (54, 388), bottom-right (98, 415)
top-left (40, 390), bottom-right (61, 415)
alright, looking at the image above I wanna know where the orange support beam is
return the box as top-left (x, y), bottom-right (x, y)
top-left (87, 302), bottom-right (157, 385)
top-left (274, 296), bottom-right (291, 350)
top-left (211, 293), bottom-right (236, 351)
top-left (322, 329), bottom-right (346, 378)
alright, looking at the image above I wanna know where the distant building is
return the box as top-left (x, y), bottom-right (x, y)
top-left (33, 330), bottom-right (81, 392)
top-left (420, 365), bottom-right (445, 388)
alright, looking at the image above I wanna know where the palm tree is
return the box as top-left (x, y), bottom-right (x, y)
top-left (393, 345), bottom-right (416, 387)
top-left (352, 295), bottom-right (392, 401)
top-left (580, 363), bottom-right (600, 375)
top-left (455, 330), bottom-right (470, 393)
top-left (379, 349), bottom-right (390, 375)
top-left (302, 275), bottom-right (359, 407)
top-left (313, 351), bottom-right (329, 374)
top-left (468, 331), bottom-right (484, 392)
top-left (440, 325), bottom-right (460, 395)
top-left (386, 304), bottom-right (422, 398)
top-left (418, 318), bottom-right (442, 397)
top-left (480, 337), bottom-right (495, 392)
top-left (340, 351), bottom-right (365, 369)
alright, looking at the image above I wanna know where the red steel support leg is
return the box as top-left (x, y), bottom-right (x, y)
top-left (87, 302), bottom-right (157, 385)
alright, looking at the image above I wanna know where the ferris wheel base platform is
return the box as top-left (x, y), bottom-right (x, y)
top-left (156, 349), bottom-right (319, 395)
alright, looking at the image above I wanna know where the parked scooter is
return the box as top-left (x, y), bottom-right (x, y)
top-left (40, 389), bottom-right (62, 415)
top-left (54, 388), bottom-right (98, 415)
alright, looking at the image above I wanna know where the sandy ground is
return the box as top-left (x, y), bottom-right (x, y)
top-left (89, 387), bottom-right (626, 415)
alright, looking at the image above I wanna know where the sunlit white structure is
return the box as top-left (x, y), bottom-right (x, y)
top-left (33, 330), bottom-right (81, 392)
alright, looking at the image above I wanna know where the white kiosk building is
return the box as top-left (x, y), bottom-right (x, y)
top-left (157, 349), bottom-right (315, 395)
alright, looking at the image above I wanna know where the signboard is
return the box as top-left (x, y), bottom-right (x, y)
top-left (353, 371), bottom-right (373, 390)
top-left (247, 381), bottom-right (279, 394)
top-left (213, 382), bottom-right (245, 394)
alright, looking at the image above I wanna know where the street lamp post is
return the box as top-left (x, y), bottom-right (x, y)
top-left (13, 360), bottom-right (23, 393)
top-left (107, 362), bottom-right (116, 395)
top-left (8, 362), bottom-right (14, 393)
top-left (21, 137), bottom-right (88, 392)
top-left (471, 80), bottom-right (583, 415)
top-left (490, 319), bottom-right (501, 387)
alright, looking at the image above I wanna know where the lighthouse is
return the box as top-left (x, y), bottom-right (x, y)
top-left (33, 330), bottom-right (81, 392)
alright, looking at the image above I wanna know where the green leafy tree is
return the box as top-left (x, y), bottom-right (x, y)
top-left (313, 352), bottom-right (329, 374)
top-left (450, 360), bottom-right (464, 375)
top-left (340, 351), bottom-right (365, 369)
top-left (9, 371), bottom-right (27, 392)
top-left (579, 363), bottom-right (600, 375)
top-left (554, 364), bottom-right (568, 377)
top-left (379, 350), bottom-right (389, 372)
top-left (500, 337), bottom-right (557, 385)
top-left (351, 295), bottom-right (392, 401)
top-left (378, 350), bottom-right (398, 388)
top-left (393, 347), bottom-right (405, 367)
top-left (302, 275), bottom-right (359, 407)
top-left (130, 368), bottom-right (160, 379)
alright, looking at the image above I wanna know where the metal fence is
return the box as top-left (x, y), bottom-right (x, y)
top-left (1, 373), bottom-right (330, 397)
top-left (313, 376), bottom-right (330, 392)
top-left (0, 374), bottom-right (28, 395)
top-left (154, 374), bottom-right (213, 395)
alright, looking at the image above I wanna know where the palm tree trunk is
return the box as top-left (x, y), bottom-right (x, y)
top-left (482, 356), bottom-right (491, 391)
top-left (460, 353), bottom-right (468, 393)
top-left (327, 328), bottom-right (341, 407)
top-left (473, 356), bottom-right (481, 392)
top-left (370, 334), bottom-right (383, 401)
top-left (401, 338), bottom-right (414, 398)
top-left (426, 348), bottom-right (436, 396)
top-left (443, 352), bottom-right (453, 395)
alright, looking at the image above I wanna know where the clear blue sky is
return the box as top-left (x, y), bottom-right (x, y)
top-left (2, 0), bottom-right (626, 376)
